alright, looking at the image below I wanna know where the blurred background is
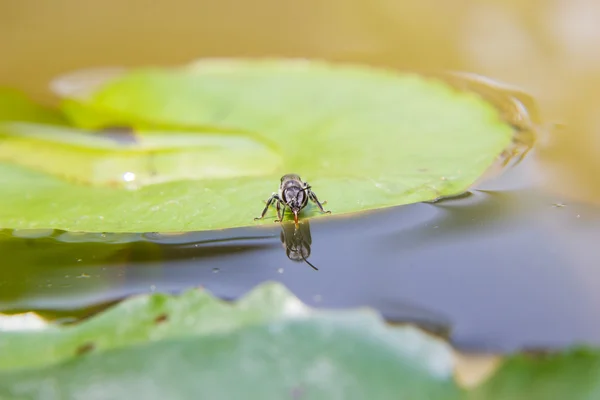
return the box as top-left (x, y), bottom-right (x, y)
top-left (1, 0), bottom-right (600, 207)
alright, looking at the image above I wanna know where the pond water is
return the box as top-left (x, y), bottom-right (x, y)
top-left (2, 0), bottom-right (600, 355)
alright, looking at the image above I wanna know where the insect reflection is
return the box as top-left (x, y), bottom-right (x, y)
top-left (279, 220), bottom-right (318, 271)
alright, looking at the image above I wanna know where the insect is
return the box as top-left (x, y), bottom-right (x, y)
top-left (254, 174), bottom-right (331, 225)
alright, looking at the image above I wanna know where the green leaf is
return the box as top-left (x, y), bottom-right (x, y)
top-left (0, 282), bottom-right (307, 371)
top-left (468, 348), bottom-right (600, 400)
top-left (0, 59), bottom-right (514, 232)
top-left (0, 87), bottom-right (65, 125)
top-left (0, 122), bottom-right (282, 188)
top-left (0, 283), bottom-right (462, 399)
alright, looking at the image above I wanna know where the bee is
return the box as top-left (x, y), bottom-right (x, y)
top-left (254, 174), bottom-right (331, 225)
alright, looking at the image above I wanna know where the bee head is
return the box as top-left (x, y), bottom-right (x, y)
top-left (282, 183), bottom-right (307, 225)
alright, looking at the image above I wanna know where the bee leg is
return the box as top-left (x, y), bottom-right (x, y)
top-left (254, 193), bottom-right (279, 221)
top-left (275, 201), bottom-right (286, 223)
top-left (308, 189), bottom-right (331, 214)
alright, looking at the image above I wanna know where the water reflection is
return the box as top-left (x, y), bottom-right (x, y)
top-left (279, 221), bottom-right (319, 271)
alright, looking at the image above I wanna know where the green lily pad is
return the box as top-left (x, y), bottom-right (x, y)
top-left (468, 348), bottom-right (600, 400)
top-left (0, 87), bottom-right (65, 125)
top-left (0, 282), bottom-right (462, 399)
top-left (0, 59), bottom-right (513, 232)
top-left (0, 282), bottom-right (309, 371)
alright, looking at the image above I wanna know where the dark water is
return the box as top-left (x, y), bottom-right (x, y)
top-left (2, 153), bottom-right (600, 353)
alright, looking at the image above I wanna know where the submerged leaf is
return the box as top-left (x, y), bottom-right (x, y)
top-left (0, 59), bottom-right (514, 231)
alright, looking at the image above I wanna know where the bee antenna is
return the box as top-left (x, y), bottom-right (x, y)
top-left (298, 248), bottom-right (318, 271)
top-left (303, 256), bottom-right (319, 271)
